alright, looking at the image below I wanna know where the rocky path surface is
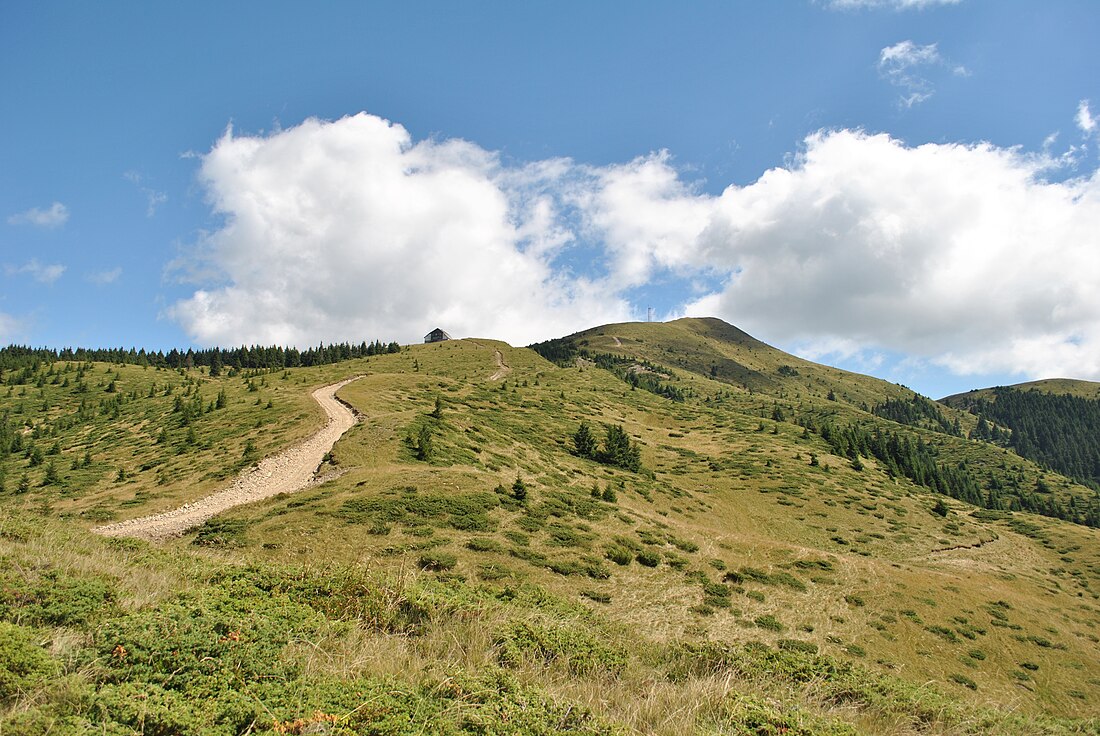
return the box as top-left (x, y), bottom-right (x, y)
top-left (93, 377), bottom-right (363, 541)
top-left (489, 349), bottom-right (512, 381)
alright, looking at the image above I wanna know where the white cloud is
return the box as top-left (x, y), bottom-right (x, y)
top-left (579, 151), bottom-right (715, 289)
top-left (172, 113), bottom-right (1100, 382)
top-left (588, 129), bottom-right (1100, 381)
top-left (878, 41), bottom-right (953, 108)
top-left (87, 267), bottom-right (122, 285)
top-left (880, 40), bottom-right (941, 67)
top-left (124, 171), bottom-right (168, 216)
top-left (169, 114), bottom-right (631, 347)
top-left (1077, 100), bottom-right (1097, 136)
top-left (827, 0), bottom-right (961, 9)
top-left (4, 259), bottom-right (66, 284)
top-left (6, 202), bottom-right (69, 228)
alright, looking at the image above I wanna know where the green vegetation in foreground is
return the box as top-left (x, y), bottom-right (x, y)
top-left (1, 511), bottom-right (1097, 735)
top-left (3, 320), bottom-right (1100, 733)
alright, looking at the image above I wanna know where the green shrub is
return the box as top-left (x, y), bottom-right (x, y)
top-left (716, 693), bottom-right (857, 735)
top-left (580, 590), bottom-right (611, 604)
top-left (546, 522), bottom-right (585, 548)
top-left (584, 560), bottom-right (612, 579)
top-left (190, 518), bottom-right (248, 547)
top-left (926, 625), bottom-right (959, 643)
top-left (754, 615), bottom-right (785, 632)
top-left (948, 673), bottom-right (977, 690)
top-left (605, 545), bottom-right (633, 566)
top-left (778, 639), bottom-right (820, 655)
top-left (0, 568), bottom-right (116, 628)
top-left (665, 553), bottom-right (689, 570)
top-left (418, 552), bottom-right (458, 571)
top-left (466, 537), bottom-right (503, 552)
top-left (0, 622), bottom-right (58, 703)
top-left (703, 582), bottom-right (732, 609)
top-left (635, 550), bottom-right (661, 568)
top-left (477, 563), bottom-right (514, 581)
top-left (548, 559), bottom-right (585, 576)
top-left (669, 536), bottom-right (699, 553)
top-left (495, 620), bottom-right (627, 676)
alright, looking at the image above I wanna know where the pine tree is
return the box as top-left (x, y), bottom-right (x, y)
top-left (512, 475), bottom-right (528, 502)
top-left (600, 423), bottom-right (641, 472)
top-left (573, 421), bottom-right (598, 459)
top-left (415, 424), bottom-right (433, 461)
top-left (43, 460), bottom-right (59, 485)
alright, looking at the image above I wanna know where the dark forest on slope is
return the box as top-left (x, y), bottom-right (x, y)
top-left (943, 387), bottom-right (1100, 491)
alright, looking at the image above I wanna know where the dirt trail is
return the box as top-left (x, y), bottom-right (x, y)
top-left (93, 377), bottom-right (363, 541)
top-left (464, 340), bottom-right (513, 381)
top-left (489, 349), bottom-right (512, 381)
top-left (612, 336), bottom-right (622, 347)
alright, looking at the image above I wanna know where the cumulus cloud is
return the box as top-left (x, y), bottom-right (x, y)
top-left (1077, 100), bottom-right (1097, 136)
top-left (591, 130), bottom-right (1100, 381)
top-left (169, 114), bottom-right (631, 347)
top-left (878, 41), bottom-right (953, 107)
top-left (173, 112), bottom-right (1100, 382)
top-left (579, 151), bottom-right (715, 289)
top-left (5, 259), bottom-right (66, 284)
top-left (7, 202), bottom-right (69, 228)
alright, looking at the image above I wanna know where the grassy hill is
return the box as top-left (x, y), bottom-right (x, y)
top-left (2, 323), bottom-right (1100, 734)
top-left (945, 379), bottom-right (1100, 403)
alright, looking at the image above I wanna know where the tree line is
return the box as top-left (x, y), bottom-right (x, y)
top-left (945, 388), bottom-right (1100, 491)
top-left (0, 340), bottom-right (401, 379)
top-left (818, 421), bottom-right (1100, 528)
top-left (872, 394), bottom-right (963, 437)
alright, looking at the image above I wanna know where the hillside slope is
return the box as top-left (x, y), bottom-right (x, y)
top-left (2, 325), bottom-right (1100, 733)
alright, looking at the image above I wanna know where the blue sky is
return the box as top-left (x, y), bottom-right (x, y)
top-left (2, 1), bottom-right (1099, 398)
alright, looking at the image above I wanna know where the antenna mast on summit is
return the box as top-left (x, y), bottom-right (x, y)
top-left (647, 307), bottom-right (655, 323)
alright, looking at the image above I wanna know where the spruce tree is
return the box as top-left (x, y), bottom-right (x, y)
top-left (573, 421), bottom-right (598, 459)
top-left (512, 475), bottom-right (528, 502)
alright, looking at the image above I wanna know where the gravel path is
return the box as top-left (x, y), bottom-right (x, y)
top-left (489, 349), bottom-right (512, 381)
top-left (93, 376), bottom-right (363, 541)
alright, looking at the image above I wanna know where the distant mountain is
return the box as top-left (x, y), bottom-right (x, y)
top-left (533, 316), bottom-right (918, 409)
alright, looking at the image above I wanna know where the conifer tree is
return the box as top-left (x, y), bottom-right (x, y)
top-left (573, 421), bottom-right (598, 459)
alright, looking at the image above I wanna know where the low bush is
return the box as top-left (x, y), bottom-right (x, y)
top-left (418, 552), bottom-right (458, 572)
top-left (635, 550), bottom-right (661, 568)
top-left (604, 545), bottom-right (633, 566)
top-left (0, 622), bottom-right (59, 703)
top-left (495, 620), bottom-right (627, 676)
